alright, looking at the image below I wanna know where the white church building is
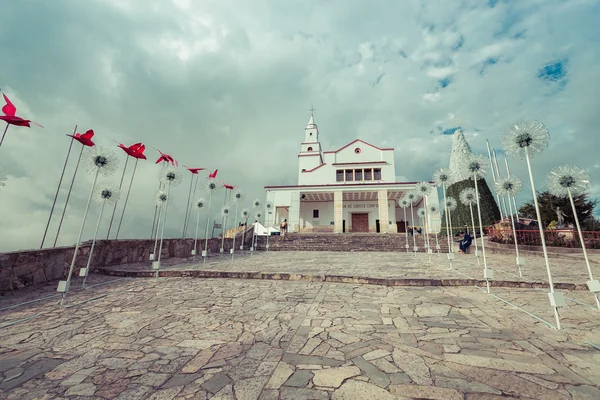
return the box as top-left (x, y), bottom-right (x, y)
top-left (264, 113), bottom-right (441, 234)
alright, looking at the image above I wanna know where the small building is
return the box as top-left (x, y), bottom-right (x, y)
top-left (264, 113), bottom-right (441, 233)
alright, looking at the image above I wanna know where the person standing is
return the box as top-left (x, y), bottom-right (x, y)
top-left (280, 219), bottom-right (288, 237)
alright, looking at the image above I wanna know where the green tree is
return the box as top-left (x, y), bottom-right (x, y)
top-left (518, 191), bottom-right (597, 229)
top-left (443, 178), bottom-right (501, 235)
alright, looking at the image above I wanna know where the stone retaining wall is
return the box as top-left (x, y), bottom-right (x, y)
top-left (0, 228), bottom-right (253, 293)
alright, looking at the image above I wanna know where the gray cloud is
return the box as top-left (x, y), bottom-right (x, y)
top-left (1, 0), bottom-right (599, 251)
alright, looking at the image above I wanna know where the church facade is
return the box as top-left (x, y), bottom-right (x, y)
top-left (264, 114), bottom-right (441, 233)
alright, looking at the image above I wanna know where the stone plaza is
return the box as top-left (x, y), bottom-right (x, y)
top-left (1, 250), bottom-right (600, 399)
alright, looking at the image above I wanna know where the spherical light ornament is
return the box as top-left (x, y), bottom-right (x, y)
top-left (253, 199), bottom-right (261, 208)
top-left (445, 197), bottom-right (458, 212)
top-left (459, 187), bottom-right (479, 206)
top-left (416, 182), bottom-right (433, 196)
top-left (429, 205), bottom-right (439, 214)
top-left (85, 146), bottom-right (119, 177)
top-left (433, 168), bottom-right (455, 187)
top-left (417, 208), bottom-right (426, 218)
top-left (241, 208), bottom-right (249, 218)
top-left (463, 154), bottom-right (488, 179)
top-left (205, 178), bottom-right (219, 192)
top-left (406, 191), bottom-right (421, 203)
top-left (154, 190), bottom-right (168, 205)
top-left (221, 205), bottom-right (230, 217)
top-left (0, 167), bottom-right (7, 189)
top-left (495, 175), bottom-right (523, 197)
top-left (501, 120), bottom-right (550, 159)
top-left (233, 190), bottom-right (243, 202)
top-left (195, 198), bottom-right (206, 209)
top-left (160, 167), bottom-right (183, 187)
top-left (94, 185), bottom-right (120, 205)
top-left (546, 165), bottom-right (590, 197)
top-left (398, 198), bottom-right (410, 208)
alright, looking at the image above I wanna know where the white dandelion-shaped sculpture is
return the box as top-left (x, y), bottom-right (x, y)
top-left (434, 168), bottom-right (456, 264)
top-left (202, 178), bottom-right (219, 264)
top-left (459, 187), bottom-right (480, 264)
top-left (80, 185), bottom-right (120, 289)
top-left (59, 146), bottom-right (119, 306)
top-left (547, 165), bottom-right (600, 310)
top-left (192, 198), bottom-right (206, 262)
top-left (495, 175), bottom-right (525, 276)
top-left (265, 202), bottom-right (273, 252)
top-left (240, 208), bottom-right (250, 252)
top-left (0, 167), bottom-right (7, 190)
top-left (462, 154), bottom-right (492, 292)
top-left (503, 120), bottom-right (564, 329)
top-left (416, 182), bottom-right (433, 253)
top-left (220, 204), bottom-right (231, 255)
top-left (150, 190), bottom-right (169, 273)
top-left (406, 191), bottom-right (422, 254)
top-left (231, 190), bottom-right (244, 258)
top-left (429, 204), bottom-right (441, 254)
top-left (152, 167), bottom-right (184, 274)
top-left (253, 199), bottom-right (261, 208)
top-left (445, 197), bottom-right (458, 212)
top-left (398, 197), bottom-right (411, 252)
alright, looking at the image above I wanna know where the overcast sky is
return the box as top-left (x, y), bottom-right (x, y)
top-left (1, 0), bottom-right (599, 252)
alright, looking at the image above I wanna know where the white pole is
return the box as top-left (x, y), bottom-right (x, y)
top-left (81, 201), bottom-right (106, 289)
top-left (402, 206), bottom-right (409, 252)
top-left (203, 190), bottom-right (213, 264)
top-left (232, 201), bottom-right (239, 259)
top-left (410, 203), bottom-right (417, 256)
top-left (524, 147), bottom-right (561, 329)
top-left (220, 191), bottom-right (229, 255)
top-left (505, 158), bottom-right (520, 220)
top-left (493, 150), bottom-right (509, 218)
top-left (151, 206), bottom-right (163, 260)
top-left (473, 175), bottom-right (490, 293)
top-left (424, 196), bottom-right (431, 262)
top-left (193, 206), bottom-right (201, 262)
top-left (60, 169), bottom-right (99, 307)
top-left (443, 185), bottom-right (453, 269)
top-left (468, 202), bottom-right (480, 265)
top-left (486, 140), bottom-right (504, 220)
top-left (241, 216), bottom-right (248, 252)
top-left (506, 192), bottom-right (523, 277)
top-left (155, 182), bottom-right (172, 279)
top-left (568, 188), bottom-right (600, 310)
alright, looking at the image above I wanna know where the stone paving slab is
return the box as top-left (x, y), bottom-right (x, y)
top-left (97, 251), bottom-right (599, 290)
top-left (1, 273), bottom-right (599, 399)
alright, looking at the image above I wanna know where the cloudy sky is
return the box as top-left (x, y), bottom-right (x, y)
top-left (1, 0), bottom-right (599, 252)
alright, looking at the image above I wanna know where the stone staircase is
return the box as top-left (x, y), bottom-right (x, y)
top-left (255, 233), bottom-right (453, 252)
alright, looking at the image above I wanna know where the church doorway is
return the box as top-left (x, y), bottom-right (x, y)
top-left (396, 220), bottom-right (406, 233)
top-left (352, 213), bottom-right (369, 233)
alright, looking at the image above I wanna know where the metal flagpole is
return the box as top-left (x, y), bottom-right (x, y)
top-left (81, 201), bottom-right (106, 289)
top-left (105, 156), bottom-right (129, 239)
top-left (41, 125), bottom-right (77, 248)
top-left (115, 158), bottom-right (139, 240)
top-left (53, 145), bottom-right (85, 247)
top-left (182, 174), bottom-right (195, 238)
top-left (0, 124), bottom-right (10, 147)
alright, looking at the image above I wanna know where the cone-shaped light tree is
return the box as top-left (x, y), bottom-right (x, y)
top-left (444, 129), bottom-right (500, 230)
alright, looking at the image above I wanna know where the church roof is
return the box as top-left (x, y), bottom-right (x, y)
top-left (324, 139), bottom-right (394, 154)
top-left (306, 115), bottom-right (317, 129)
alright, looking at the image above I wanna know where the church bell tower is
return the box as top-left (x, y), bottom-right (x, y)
top-left (298, 107), bottom-right (324, 178)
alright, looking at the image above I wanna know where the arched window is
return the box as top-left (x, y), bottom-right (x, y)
top-left (307, 146), bottom-right (313, 152)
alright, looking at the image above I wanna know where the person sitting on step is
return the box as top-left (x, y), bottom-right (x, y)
top-left (457, 231), bottom-right (472, 253)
